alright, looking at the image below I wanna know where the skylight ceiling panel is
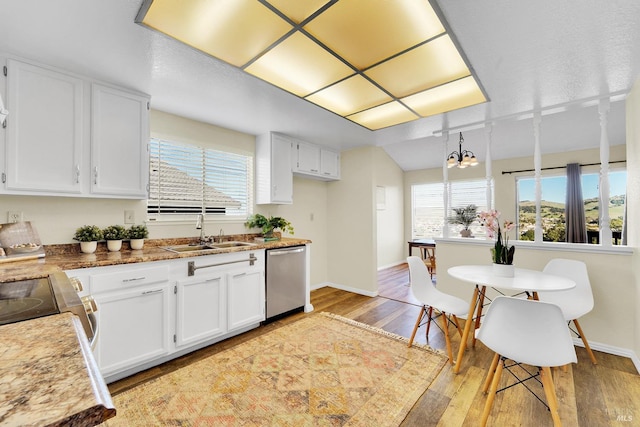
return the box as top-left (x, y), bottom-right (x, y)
top-left (303, 0), bottom-right (445, 70)
top-left (365, 35), bottom-right (471, 99)
top-left (402, 76), bottom-right (486, 117)
top-left (245, 31), bottom-right (354, 97)
top-left (306, 75), bottom-right (393, 116)
top-left (347, 101), bottom-right (419, 130)
top-left (141, 0), bottom-right (292, 67)
top-left (267, 0), bottom-right (330, 24)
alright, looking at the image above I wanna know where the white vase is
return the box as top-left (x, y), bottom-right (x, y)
top-left (80, 241), bottom-right (97, 254)
top-left (129, 238), bottom-right (144, 250)
top-left (492, 263), bottom-right (515, 278)
top-left (107, 239), bottom-right (122, 252)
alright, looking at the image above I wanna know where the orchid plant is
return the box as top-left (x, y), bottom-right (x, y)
top-left (478, 210), bottom-right (516, 265)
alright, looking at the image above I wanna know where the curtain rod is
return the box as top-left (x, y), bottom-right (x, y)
top-left (501, 160), bottom-right (626, 175)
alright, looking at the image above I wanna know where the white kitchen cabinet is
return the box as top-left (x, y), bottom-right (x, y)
top-left (175, 271), bottom-right (226, 347)
top-left (320, 148), bottom-right (340, 179)
top-left (91, 83), bottom-right (149, 198)
top-left (89, 264), bottom-right (171, 377)
top-left (293, 140), bottom-right (320, 175)
top-left (255, 132), bottom-right (293, 204)
top-left (1, 56), bottom-right (149, 198)
top-left (93, 282), bottom-right (171, 377)
top-left (292, 139), bottom-right (340, 181)
top-left (5, 58), bottom-right (84, 194)
top-left (227, 267), bottom-right (265, 331)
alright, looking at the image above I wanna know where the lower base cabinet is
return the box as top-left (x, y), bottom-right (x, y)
top-left (95, 283), bottom-right (171, 376)
top-left (74, 250), bottom-right (265, 382)
top-left (175, 272), bottom-right (226, 347)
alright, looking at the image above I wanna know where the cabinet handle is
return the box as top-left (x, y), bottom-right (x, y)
top-left (142, 288), bottom-right (163, 295)
top-left (205, 277), bottom-right (221, 282)
top-left (123, 276), bottom-right (146, 283)
top-left (311, 169), bottom-right (318, 173)
top-left (76, 165), bottom-right (81, 183)
top-left (93, 166), bottom-right (98, 185)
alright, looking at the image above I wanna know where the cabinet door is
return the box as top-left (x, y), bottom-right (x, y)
top-left (270, 134), bottom-right (293, 204)
top-left (91, 84), bottom-right (149, 198)
top-left (94, 283), bottom-right (171, 376)
top-left (293, 141), bottom-right (320, 175)
top-left (227, 268), bottom-right (265, 331)
top-left (5, 59), bottom-right (83, 193)
top-left (175, 272), bottom-right (227, 347)
top-left (320, 149), bottom-right (340, 179)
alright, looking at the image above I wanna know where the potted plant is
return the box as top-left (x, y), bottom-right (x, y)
top-left (245, 214), bottom-right (294, 239)
top-left (103, 225), bottom-right (127, 252)
top-left (73, 225), bottom-right (103, 254)
top-left (126, 224), bottom-right (149, 250)
top-left (448, 204), bottom-right (478, 237)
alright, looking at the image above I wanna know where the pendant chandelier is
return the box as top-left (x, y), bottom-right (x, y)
top-left (447, 132), bottom-right (478, 168)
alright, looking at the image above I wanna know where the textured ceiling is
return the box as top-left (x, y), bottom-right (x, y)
top-left (0, 0), bottom-right (638, 170)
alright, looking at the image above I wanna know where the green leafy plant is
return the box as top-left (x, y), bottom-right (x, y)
top-left (102, 225), bottom-right (127, 241)
top-left (447, 204), bottom-right (478, 230)
top-left (245, 214), bottom-right (294, 237)
top-left (73, 225), bottom-right (103, 242)
top-left (479, 210), bottom-right (515, 265)
top-left (126, 224), bottom-right (149, 239)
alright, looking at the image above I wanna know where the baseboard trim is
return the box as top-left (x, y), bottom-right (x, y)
top-left (377, 260), bottom-right (406, 271)
top-left (311, 282), bottom-right (378, 297)
top-left (575, 338), bottom-right (640, 374)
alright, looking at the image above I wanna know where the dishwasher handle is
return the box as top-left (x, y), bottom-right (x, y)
top-left (268, 248), bottom-right (305, 256)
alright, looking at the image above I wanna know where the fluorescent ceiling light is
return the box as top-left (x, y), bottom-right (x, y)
top-left (137, 0), bottom-right (487, 130)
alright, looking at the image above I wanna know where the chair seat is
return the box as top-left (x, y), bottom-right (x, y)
top-left (429, 290), bottom-right (468, 319)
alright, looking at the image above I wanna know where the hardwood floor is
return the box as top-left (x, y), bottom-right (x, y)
top-left (109, 263), bottom-right (640, 426)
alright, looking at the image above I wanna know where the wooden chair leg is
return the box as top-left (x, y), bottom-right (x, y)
top-left (573, 319), bottom-right (597, 364)
top-left (408, 306), bottom-right (426, 347)
top-left (452, 315), bottom-right (463, 337)
top-left (482, 352), bottom-right (500, 393)
top-left (540, 366), bottom-right (562, 426)
top-left (440, 311), bottom-right (454, 365)
top-left (481, 356), bottom-right (504, 427)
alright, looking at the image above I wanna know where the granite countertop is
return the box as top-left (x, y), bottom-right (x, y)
top-left (0, 313), bottom-right (116, 426)
top-left (0, 235), bottom-right (311, 283)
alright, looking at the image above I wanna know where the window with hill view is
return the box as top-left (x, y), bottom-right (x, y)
top-left (517, 170), bottom-right (626, 244)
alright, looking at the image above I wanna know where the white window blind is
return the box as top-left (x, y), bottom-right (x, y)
top-left (412, 178), bottom-right (493, 239)
top-left (148, 138), bottom-right (253, 219)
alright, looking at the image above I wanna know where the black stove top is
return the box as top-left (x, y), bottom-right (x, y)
top-left (0, 278), bottom-right (59, 326)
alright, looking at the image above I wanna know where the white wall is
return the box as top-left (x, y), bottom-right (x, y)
top-left (374, 148), bottom-right (405, 269)
top-left (626, 77), bottom-right (640, 361)
top-left (326, 147), bottom-right (377, 295)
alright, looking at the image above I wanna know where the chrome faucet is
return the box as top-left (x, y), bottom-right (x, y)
top-left (217, 228), bottom-right (224, 243)
top-left (196, 214), bottom-right (206, 244)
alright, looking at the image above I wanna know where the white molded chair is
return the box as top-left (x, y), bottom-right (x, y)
top-left (537, 258), bottom-right (597, 364)
top-left (476, 296), bottom-right (577, 427)
top-left (406, 256), bottom-right (468, 365)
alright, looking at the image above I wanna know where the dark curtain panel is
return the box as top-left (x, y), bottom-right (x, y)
top-left (565, 163), bottom-right (587, 243)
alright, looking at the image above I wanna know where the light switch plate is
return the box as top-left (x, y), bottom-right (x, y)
top-left (124, 210), bottom-right (135, 224)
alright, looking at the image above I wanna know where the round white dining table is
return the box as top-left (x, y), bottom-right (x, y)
top-left (447, 264), bottom-right (576, 374)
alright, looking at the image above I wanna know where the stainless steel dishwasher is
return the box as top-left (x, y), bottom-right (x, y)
top-left (265, 245), bottom-right (306, 321)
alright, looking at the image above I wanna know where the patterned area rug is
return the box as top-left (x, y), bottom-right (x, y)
top-left (105, 312), bottom-right (447, 426)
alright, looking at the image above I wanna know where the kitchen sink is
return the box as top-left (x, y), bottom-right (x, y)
top-left (210, 241), bottom-right (256, 249)
top-left (162, 241), bottom-right (256, 254)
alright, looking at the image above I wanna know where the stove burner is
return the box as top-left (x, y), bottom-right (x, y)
top-left (0, 279), bottom-right (59, 326)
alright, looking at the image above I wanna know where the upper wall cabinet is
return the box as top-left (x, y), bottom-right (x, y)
top-left (292, 140), bottom-right (340, 181)
top-left (255, 132), bottom-right (293, 204)
top-left (5, 59), bottom-right (84, 194)
top-left (91, 84), bottom-right (149, 198)
top-left (1, 57), bottom-right (150, 199)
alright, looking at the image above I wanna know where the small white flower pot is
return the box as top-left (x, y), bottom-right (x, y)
top-left (107, 239), bottom-right (122, 252)
top-left (492, 263), bottom-right (514, 278)
top-left (80, 241), bottom-right (97, 254)
top-left (129, 239), bottom-right (144, 250)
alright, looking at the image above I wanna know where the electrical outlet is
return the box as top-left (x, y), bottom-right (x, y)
top-left (7, 211), bottom-right (23, 223)
top-left (124, 210), bottom-right (135, 224)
